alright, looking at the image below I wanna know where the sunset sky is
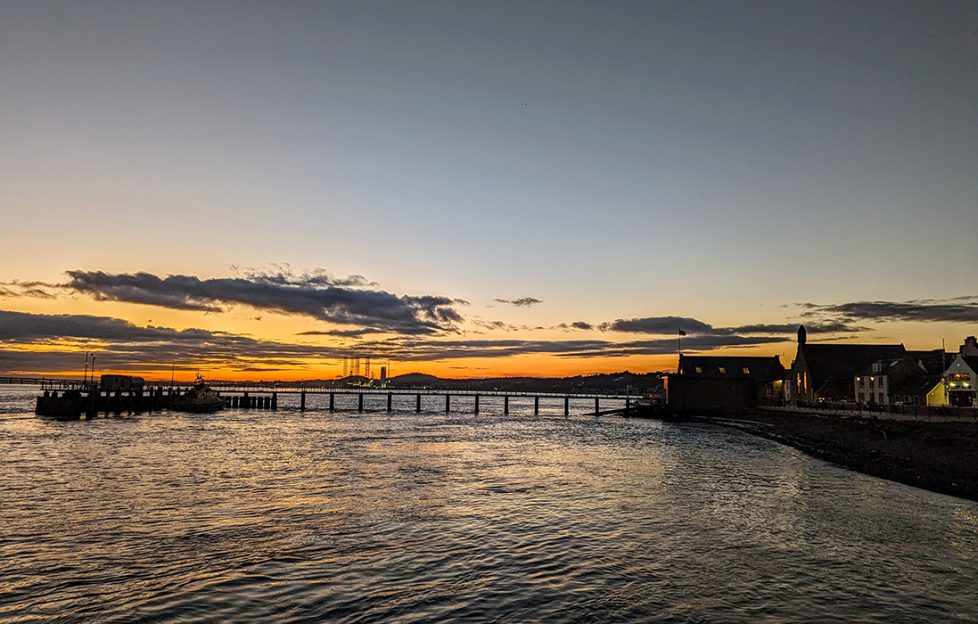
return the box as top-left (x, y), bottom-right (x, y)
top-left (1, 1), bottom-right (976, 380)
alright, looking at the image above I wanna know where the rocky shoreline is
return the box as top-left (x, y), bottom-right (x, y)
top-left (691, 410), bottom-right (978, 502)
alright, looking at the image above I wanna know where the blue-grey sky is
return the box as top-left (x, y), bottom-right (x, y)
top-left (1, 1), bottom-right (976, 376)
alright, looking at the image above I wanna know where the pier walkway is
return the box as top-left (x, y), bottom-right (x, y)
top-left (3, 376), bottom-right (638, 416)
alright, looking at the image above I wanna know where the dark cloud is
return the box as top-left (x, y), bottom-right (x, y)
top-left (599, 316), bottom-right (717, 334)
top-left (239, 265), bottom-right (376, 288)
top-left (0, 310), bottom-right (347, 374)
top-left (352, 333), bottom-right (787, 362)
top-left (470, 319), bottom-right (534, 332)
top-left (556, 321), bottom-right (594, 331)
top-left (495, 297), bottom-right (542, 307)
top-left (599, 316), bottom-right (861, 336)
top-left (0, 280), bottom-right (60, 299)
top-left (803, 299), bottom-right (978, 324)
top-left (297, 328), bottom-right (389, 338)
top-left (0, 309), bottom-right (790, 374)
top-left (725, 321), bottom-right (863, 334)
top-left (65, 270), bottom-right (463, 335)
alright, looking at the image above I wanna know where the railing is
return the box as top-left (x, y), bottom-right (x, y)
top-left (761, 401), bottom-right (978, 422)
top-left (0, 375), bottom-right (638, 400)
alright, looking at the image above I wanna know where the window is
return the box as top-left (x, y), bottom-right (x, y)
top-left (695, 367), bottom-right (703, 374)
top-left (743, 367), bottom-right (750, 375)
top-left (718, 367), bottom-right (726, 374)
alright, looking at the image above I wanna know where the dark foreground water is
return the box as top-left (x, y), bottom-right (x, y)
top-left (1, 386), bottom-right (977, 623)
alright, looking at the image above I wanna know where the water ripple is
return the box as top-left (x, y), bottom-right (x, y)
top-left (1, 388), bottom-right (977, 622)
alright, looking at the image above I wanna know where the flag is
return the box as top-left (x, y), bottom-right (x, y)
top-left (678, 329), bottom-right (687, 336)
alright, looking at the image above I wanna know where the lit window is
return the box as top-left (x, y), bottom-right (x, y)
top-left (718, 367), bottom-right (726, 374)
top-left (743, 367), bottom-right (750, 375)
top-left (695, 367), bottom-right (703, 374)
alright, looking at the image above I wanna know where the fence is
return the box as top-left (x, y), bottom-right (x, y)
top-left (761, 402), bottom-right (978, 422)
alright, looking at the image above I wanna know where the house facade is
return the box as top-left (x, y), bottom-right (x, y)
top-left (854, 350), bottom-right (947, 406)
top-left (944, 354), bottom-right (978, 407)
top-left (854, 367), bottom-right (889, 404)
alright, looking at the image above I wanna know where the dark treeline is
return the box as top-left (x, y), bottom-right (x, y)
top-left (332, 371), bottom-right (664, 394)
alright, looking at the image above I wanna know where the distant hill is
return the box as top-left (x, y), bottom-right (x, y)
top-left (387, 371), bottom-right (663, 393)
top-left (277, 371), bottom-right (664, 394)
top-left (390, 373), bottom-right (441, 385)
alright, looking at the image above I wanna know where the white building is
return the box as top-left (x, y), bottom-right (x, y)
top-left (944, 353), bottom-right (978, 407)
top-left (854, 361), bottom-right (890, 404)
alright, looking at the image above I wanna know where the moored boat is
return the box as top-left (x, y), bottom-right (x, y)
top-left (171, 374), bottom-right (224, 413)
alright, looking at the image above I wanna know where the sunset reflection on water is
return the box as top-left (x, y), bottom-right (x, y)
top-left (2, 387), bottom-right (977, 622)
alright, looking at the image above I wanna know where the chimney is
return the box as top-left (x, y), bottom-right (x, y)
top-left (961, 336), bottom-right (978, 356)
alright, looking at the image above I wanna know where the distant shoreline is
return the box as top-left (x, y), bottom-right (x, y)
top-left (691, 410), bottom-right (978, 502)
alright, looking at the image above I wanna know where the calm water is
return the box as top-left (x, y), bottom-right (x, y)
top-left (1, 385), bottom-right (977, 623)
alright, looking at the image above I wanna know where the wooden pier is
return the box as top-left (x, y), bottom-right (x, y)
top-left (6, 376), bottom-right (640, 419)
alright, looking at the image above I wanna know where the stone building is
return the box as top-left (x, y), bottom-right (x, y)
top-left (668, 354), bottom-right (784, 412)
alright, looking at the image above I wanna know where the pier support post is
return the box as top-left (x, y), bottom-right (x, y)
top-left (445, 394), bottom-right (450, 413)
top-left (416, 393), bottom-right (421, 413)
top-left (504, 395), bottom-right (509, 415)
top-left (595, 397), bottom-right (599, 414)
top-left (534, 396), bottom-right (539, 415)
top-left (564, 396), bottom-right (569, 416)
top-left (358, 393), bottom-right (364, 412)
top-left (243, 392), bottom-right (249, 410)
top-left (271, 392), bottom-right (277, 410)
top-left (626, 397), bottom-right (630, 412)
top-left (329, 392), bottom-right (335, 411)
top-left (300, 391), bottom-right (306, 411)
top-left (232, 396), bottom-right (239, 408)
top-left (474, 395), bottom-right (480, 414)
top-left (387, 393), bottom-right (392, 412)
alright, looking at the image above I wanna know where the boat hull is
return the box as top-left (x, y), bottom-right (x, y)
top-left (170, 400), bottom-right (225, 413)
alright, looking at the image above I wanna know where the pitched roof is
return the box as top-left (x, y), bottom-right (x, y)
top-left (679, 355), bottom-right (784, 379)
top-left (962, 356), bottom-right (978, 373)
top-left (890, 374), bottom-right (942, 399)
top-left (907, 349), bottom-right (950, 375)
top-left (802, 343), bottom-right (906, 398)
